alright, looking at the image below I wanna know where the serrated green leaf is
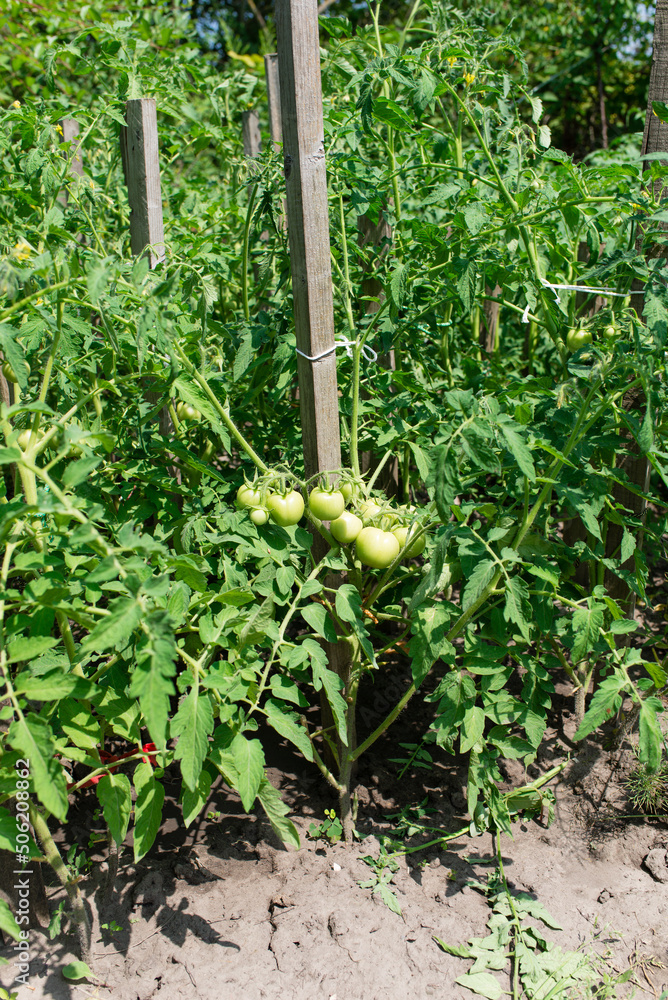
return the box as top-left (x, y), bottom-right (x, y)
top-left (462, 560), bottom-right (496, 611)
top-left (81, 596), bottom-right (142, 654)
top-left (7, 636), bottom-right (60, 664)
top-left (0, 807), bottom-right (40, 857)
top-left (256, 774), bottom-right (299, 849)
top-left (301, 603), bottom-right (337, 642)
top-left (638, 696), bottom-right (664, 772)
top-left (133, 762), bottom-right (164, 861)
top-left (460, 705), bottom-right (485, 754)
top-left (571, 602), bottom-right (605, 663)
top-left (230, 735), bottom-right (265, 811)
top-left (7, 714), bottom-right (68, 820)
top-left (0, 898), bottom-right (21, 942)
top-left (172, 687), bottom-right (214, 791)
top-left (311, 660), bottom-right (348, 745)
top-left (409, 603), bottom-right (455, 688)
top-left (97, 773), bottom-right (132, 847)
top-left (264, 700), bottom-right (313, 761)
top-left (455, 971), bottom-right (505, 999)
top-left (182, 769), bottom-right (212, 828)
top-left (574, 672), bottom-right (627, 740)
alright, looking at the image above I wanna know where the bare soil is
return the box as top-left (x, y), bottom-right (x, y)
top-left (2, 666), bottom-right (668, 1000)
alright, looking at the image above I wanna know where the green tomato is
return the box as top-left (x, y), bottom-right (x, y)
top-left (176, 401), bottom-right (201, 422)
top-left (237, 484), bottom-right (263, 508)
top-left (355, 527), bottom-right (401, 569)
top-left (249, 507), bottom-right (269, 526)
top-left (392, 525), bottom-right (426, 558)
top-left (17, 428), bottom-right (43, 451)
top-left (2, 360), bottom-right (29, 384)
top-left (339, 482), bottom-right (354, 502)
top-left (358, 498), bottom-right (383, 522)
top-left (267, 490), bottom-right (305, 527)
top-left (309, 487), bottom-right (345, 520)
top-left (603, 324), bottom-right (619, 342)
top-left (330, 510), bottom-right (363, 544)
top-left (566, 328), bottom-right (593, 352)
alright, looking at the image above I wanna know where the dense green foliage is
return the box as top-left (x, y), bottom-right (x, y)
top-left (0, 0), bottom-right (666, 958)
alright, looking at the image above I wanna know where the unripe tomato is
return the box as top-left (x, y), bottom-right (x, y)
top-left (340, 482), bottom-right (354, 502)
top-left (530, 178), bottom-right (544, 191)
top-left (355, 527), bottom-right (401, 569)
top-left (309, 487), bottom-right (345, 520)
top-left (2, 360), bottom-right (29, 384)
top-left (250, 507), bottom-right (269, 526)
top-left (566, 328), bottom-right (592, 352)
top-left (392, 525), bottom-right (426, 558)
top-left (330, 510), bottom-right (363, 544)
top-left (237, 484), bottom-right (263, 508)
top-left (176, 401), bottom-right (201, 422)
top-left (17, 428), bottom-right (43, 450)
top-left (267, 490), bottom-right (304, 527)
top-left (358, 498), bottom-right (383, 522)
top-left (603, 324), bottom-right (619, 342)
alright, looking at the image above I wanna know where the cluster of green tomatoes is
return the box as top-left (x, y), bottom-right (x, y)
top-left (236, 475), bottom-right (427, 570)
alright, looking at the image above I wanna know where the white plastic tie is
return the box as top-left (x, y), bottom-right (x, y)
top-left (521, 303), bottom-right (531, 324)
top-left (540, 277), bottom-right (626, 304)
top-left (296, 335), bottom-right (378, 363)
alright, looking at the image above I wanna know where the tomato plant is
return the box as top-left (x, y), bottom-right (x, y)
top-left (0, 1), bottom-right (665, 965)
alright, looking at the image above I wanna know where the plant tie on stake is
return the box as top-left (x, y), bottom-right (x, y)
top-left (521, 278), bottom-right (626, 322)
top-left (295, 334), bottom-right (378, 363)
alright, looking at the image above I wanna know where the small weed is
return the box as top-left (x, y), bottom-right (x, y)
top-left (207, 810), bottom-right (222, 821)
top-left (65, 844), bottom-right (91, 882)
top-left (625, 740), bottom-right (668, 816)
top-left (307, 809), bottom-right (343, 845)
top-left (434, 832), bottom-right (634, 1000)
top-left (358, 849), bottom-right (401, 915)
top-left (48, 900), bottom-right (66, 941)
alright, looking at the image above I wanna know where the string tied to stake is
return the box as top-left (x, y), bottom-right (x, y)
top-left (296, 335), bottom-right (378, 363)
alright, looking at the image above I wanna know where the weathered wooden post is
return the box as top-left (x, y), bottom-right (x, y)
top-left (276, 0), bottom-right (352, 794)
top-left (264, 54), bottom-right (283, 150)
top-left (242, 109), bottom-right (262, 158)
top-left (121, 99), bottom-right (166, 268)
top-left (275, 0), bottom-right (341, 481)
top-left (264, 53), bottom-right (286, 232)
top-left (121, 99), bottom-right (170, 443)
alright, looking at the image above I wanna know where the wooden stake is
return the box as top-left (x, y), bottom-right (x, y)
top-left (121, 99), bottom-right (166, 268)
top-left (275, 0), bottom-right (341, 480)
top-left (242, 110), bottom-right (262, 158)
top-left (264, 54), bottom-right (283, 150)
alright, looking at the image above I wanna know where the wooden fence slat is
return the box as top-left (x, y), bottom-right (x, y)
top-left (121, 99), bottom-right (166, 268)
top-left (275, 0), bottom-right (341, 481)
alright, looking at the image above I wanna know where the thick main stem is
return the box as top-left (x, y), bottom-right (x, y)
top-left (30, 804), bottom-right (91, 963)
